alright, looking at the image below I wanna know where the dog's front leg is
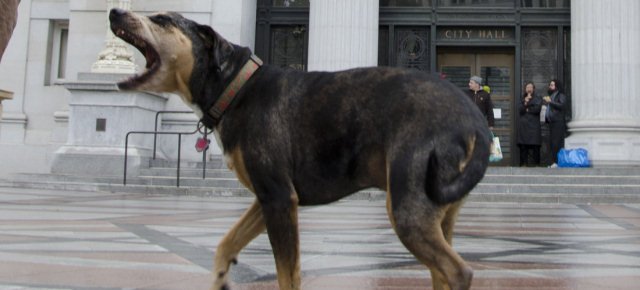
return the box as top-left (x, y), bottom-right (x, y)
top-left (211, 199), bottom-right (265, 290)
top-left (261, 191), bottom-right (301, 290)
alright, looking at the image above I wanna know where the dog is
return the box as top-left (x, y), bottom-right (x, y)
top-left (109, 8), bottom-right (491, 290)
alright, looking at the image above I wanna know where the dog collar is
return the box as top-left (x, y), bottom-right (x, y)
top-left (201, 54), bottom-right (263, 128)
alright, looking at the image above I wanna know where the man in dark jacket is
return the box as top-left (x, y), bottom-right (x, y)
top-left (543, 79), bottom-right (568, 167)
top-left (466, 76), bottom-right (495, 129)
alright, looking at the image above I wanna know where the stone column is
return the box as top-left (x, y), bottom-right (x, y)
top-left (565, 0), bottom-right (640, 166)
top-left (210, 0), bottom-right (256, 49)
top-left (91, 0), bottom-right (136, 73)
top-left (307, 0), bottom-right (379, 71)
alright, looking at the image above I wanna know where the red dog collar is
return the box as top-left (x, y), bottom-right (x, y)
top-left (205, 54), bottom-right (263, 127)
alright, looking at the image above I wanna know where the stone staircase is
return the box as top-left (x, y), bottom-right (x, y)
top-left (2, 157), bottom-right (640, 203)
top-left (473, 167), bottom-right (640, 203)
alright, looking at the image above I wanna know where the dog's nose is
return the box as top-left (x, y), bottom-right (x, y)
top-left (109, 8), bottom-right (127, 21)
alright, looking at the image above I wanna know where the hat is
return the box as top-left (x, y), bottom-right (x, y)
top-left (470, 76), bottom-right (483, 85)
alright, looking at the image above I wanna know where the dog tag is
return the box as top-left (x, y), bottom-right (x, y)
top-left (195, 137), bottom-right (211, 152)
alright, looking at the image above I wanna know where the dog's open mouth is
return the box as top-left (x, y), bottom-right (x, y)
top-left (112, 26), bottom-right (161, 90)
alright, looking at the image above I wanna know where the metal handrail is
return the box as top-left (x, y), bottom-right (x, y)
top-left (153, 111), bottom-right (192, 160)
top-left (124, 113), bottom-right (212, 187)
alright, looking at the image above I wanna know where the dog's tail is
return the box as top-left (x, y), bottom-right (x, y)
top-left (424, 130), bottom-right (490, 205)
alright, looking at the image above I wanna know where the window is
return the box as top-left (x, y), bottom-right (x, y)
top-left (380, 0), bottom-right (431, 7)
top-left (46, 21), bottom-right (69, 85)
top-left (521, 0), bottom-right (570, 8)
top-left (256, 0), bottom-right (309, 69)
top-left (395, 27), bottom-right (430, 71)
top-left (437, 0), bottom-right (515, 7)
top-left (273, 0), bottom-right (309, 7)
top-left (270, 26), bottom-right (307, 71)
top-left (521, 28), bottom-right (557, 93)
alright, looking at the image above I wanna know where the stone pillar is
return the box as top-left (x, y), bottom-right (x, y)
top-left (307, 0), bottom-right (379, 71)
top-left (91, 0), bottom-right (136, 73)
top-left (565, 0), bottom-right (640, 166)
top-left (211, 0), bottom-right (257, 49)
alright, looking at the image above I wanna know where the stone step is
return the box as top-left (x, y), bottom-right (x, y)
top-left (2, 178), bottom-right (637, 204)
top-left (480, 174), bottom-right (640, 185)
top-left (11, 165), bottom-right (640, 194)
top-left (474, 183), bottom-right (640, 194)
top-left (138, 168), bottom-right (236, 178)
top-left (486, 166), bottom-right (640, 176)
top-left (130, 175), bottom-right (640, 193)
top-left (8, 173), bottom-right (242, 188)
top-left (133, 176), bottom-right (243, 187)
top-left (3, 164), bottom-right (640, 204)
top-left (15, 168), bottom-right (640, 187)
top-left (148, 158), bottom-right (227, 169)
top-left (9, 173), bottom-right (122, 185)
top-left (142, 164), bottom-right (640, 181)
top-left (138, 166), bottom-right (640, 188)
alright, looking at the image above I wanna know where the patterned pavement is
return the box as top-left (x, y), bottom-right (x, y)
top-left (0, 187), bottom-right (638, 290)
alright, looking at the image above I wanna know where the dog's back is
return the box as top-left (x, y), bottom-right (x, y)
top-left (219, 66), bottom-right (491, 206)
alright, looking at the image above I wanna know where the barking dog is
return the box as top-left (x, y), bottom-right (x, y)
top-left (110, 8), bottom-right (490, 290)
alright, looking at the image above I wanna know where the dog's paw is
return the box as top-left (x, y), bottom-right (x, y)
top-left (210, 281), bottom-right (229, 290)
top-left (212, 273), bottom-right (229, 290)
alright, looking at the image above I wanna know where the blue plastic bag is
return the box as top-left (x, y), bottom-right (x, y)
top-left (557, 148), bottom-right (591, 168)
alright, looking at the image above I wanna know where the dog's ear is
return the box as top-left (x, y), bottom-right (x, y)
top-left (197, 24), bottom-right (233, 72)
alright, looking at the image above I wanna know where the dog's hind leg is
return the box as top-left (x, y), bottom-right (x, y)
top-left (211, 199), bottom-right (265, 290)
top-left (431, 200), bottom-right (466, 290)
top-left (391, 196), bottom-right (471, 290)
top-left (387, 157), bottom-right (472, 290)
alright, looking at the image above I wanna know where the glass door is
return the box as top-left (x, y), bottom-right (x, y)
top-left (438, 50), bottom-right (515, 165)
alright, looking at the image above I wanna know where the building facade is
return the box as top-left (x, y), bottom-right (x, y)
top-left (256, 0), bottom-right (571, 166)
top-left (0, 0), bottom-right (638, 177)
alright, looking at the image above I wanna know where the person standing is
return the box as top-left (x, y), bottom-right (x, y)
top-left (466, 76), bottom-right (495, 130)
top-left (517, 82), bottom-right (542, 166)
top-left (543, 79), bottom-right (568, 167)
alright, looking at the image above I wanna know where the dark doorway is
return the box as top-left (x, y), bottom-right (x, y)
top-left (437, 48), bottom-right (515, 165)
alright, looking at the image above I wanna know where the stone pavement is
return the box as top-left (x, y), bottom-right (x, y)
top-left (0, 186), bottom-right (638, 290)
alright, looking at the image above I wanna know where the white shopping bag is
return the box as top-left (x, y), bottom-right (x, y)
top-left (489, 134), bottom-right (503, 162)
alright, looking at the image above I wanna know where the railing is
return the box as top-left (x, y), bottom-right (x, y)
top-left (124, 111), bottom-right (212, 187)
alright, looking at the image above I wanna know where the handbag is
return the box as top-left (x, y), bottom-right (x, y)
top-left (489, 132), bottom-right (503, 162)
top-left (540, 104), bottom-right (547, 123)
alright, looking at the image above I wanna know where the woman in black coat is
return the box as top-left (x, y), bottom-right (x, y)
top-left (517, 82), bottom-right (542, 166)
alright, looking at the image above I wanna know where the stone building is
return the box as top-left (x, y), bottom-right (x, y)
top-left (0, 0), bottom-right (638, 177)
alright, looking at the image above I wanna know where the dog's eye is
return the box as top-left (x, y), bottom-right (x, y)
top-left (149, 15), bottom-right (172, 27)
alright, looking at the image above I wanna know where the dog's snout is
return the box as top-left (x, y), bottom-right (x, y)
top-left (109, 8), bottom-right (127, 22)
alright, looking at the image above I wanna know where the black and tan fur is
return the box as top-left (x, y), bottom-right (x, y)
top-left (110, 8), bottom-right (491, 290)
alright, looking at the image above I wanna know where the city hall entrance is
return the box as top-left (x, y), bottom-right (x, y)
top-left (437, 48), bottom-right (515, 165)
